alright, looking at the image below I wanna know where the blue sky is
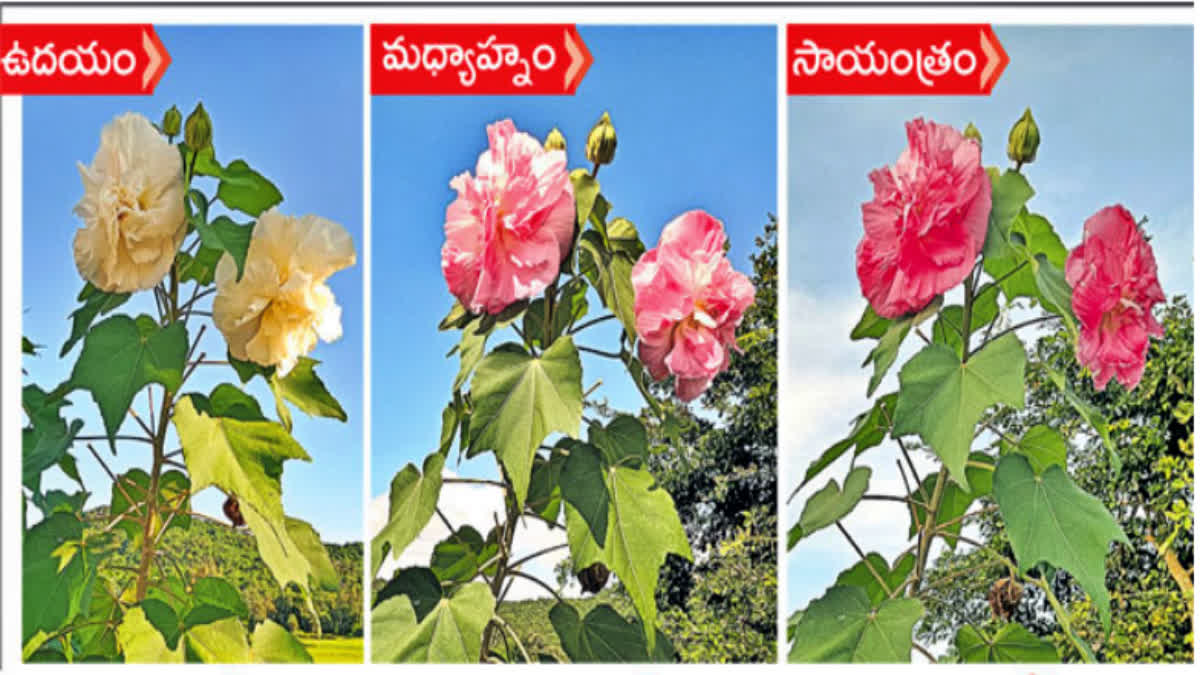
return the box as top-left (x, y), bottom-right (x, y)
top-left (22, 26), bottom-right (364, 543)
top-left (786, 26), bottom-right (1194, 612)
top-left (369, 26), bottom-right (776, 593)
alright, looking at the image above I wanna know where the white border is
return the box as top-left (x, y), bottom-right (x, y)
top-left (1, 3), bottom-right (1196, 673)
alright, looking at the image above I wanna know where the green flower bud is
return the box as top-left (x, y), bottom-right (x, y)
top-left (185, 102), bottom-right (213, 151)
top-left (161, 105), bottom-right (182, 137)
top-left (1006, 107), bottom-right (1040, 166)
top-left (963, 121), bottom-right (982, 148)
top-left (544, 127), bottom-right (566, 151)
top-left (585, 111), bottom-right (617, 166)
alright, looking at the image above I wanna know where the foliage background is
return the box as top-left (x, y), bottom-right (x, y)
top-left (368, 25), bottom-right (777, 608)
top-left (21, 25), bottom-right (365, 544)
top-left (785, 26), bottom-right (1193, 630)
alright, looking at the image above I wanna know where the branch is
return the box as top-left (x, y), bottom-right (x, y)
top-left (836, 521), bottom-right (892, 595)
top-left (491, 615), bottom-right (532, 664)
top-left (577, 345), bottom-right (622, 359)
top-left (506, 570), bottom-right (564, 603)
top-left (569, 314), bottom-right (616, 335)
top-left (912, 642), bottom-right (938, 663)
top-left (78, 435), bottom-right (153, 445)
top-left (444, 477), bottom-right (508, 489)
top-left (971, 315), bottom-right (1059, 357)
top-left (508, 543), bottom-right (568, 571)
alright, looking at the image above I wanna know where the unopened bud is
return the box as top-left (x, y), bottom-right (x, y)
top-left (963, 122), bottom-right (982, 148)
top-left (185, 102), bottom-right (213, 152)
top-left (1006, 108), bottom-right (1040, 166)
top-left (544, 127), bottom-right (566, 151)
top-left (585, 111), bottom-right (617, 166)
top-left (161, 105), bottom-right (182, 137)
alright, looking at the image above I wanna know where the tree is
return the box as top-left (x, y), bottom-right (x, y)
top-left (919, 296), bottom-right (1194, 663)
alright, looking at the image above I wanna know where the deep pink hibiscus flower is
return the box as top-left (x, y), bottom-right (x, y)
top-left (1065, 205), bottom-right (1165, 391)
top-left (856, 118), bottom-right (992, 318)
top-left (631, 210), bottom-right (755, 402)
top-left (441, 119), bottom-right (575, 315)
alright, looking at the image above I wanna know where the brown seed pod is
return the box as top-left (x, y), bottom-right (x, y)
top-left (576, 562), bottom-right (610, 594)
top-left (988, 576), bottom-right (1024, 620)
top-left (223, 495), bottom-right (245, 527)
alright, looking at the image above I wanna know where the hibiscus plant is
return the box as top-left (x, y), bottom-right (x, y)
top-left (788, 111), bottom-right (1168, 664)
top-left (22, 105), bottom-right (356, 663)
top-left (370, 116), bottom-right (755, 663)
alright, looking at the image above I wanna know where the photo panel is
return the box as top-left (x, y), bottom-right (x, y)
top-left (368, 24), bottom-right (779, 664)
top-left (18, 25), bottom-right (365, 664)
top-left (784, 24), bottom-right (1193, 665)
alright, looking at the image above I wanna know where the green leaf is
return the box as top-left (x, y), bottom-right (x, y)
top-left (468, 337), bottom-right (583, 507)
top-left (371, 451), bottom-right (444, 577)
top-left (549, 603), bottom-right (674, 662)
top-left (173, 395), bottom-right (309, 531)
top-left (930, 289), bottom-right (1000, 356)
top-left (788, 585), bottom-right (923, 663)
top-left (250, 620), bottom-right (313, 663)
top-left (587, 414), bottom-right (648, 466)
top-left (526, 452), bottom-right (565, 524)
top-left (560, 441), bottom-right (611, 547)
top-left (60, 283), bottom-right (130, 357)
top-left (790, 466), bottom-right (871, 546)
top-left (452, 318), bottom-right (489, 392)
top-left (430, 526), bottom-right (498, 583)
top-left (1045, 366), bottom-right (1120, 471)
top-left (109, 468), bottom-right (191, 543)
top-left (23, 512), bottom-right (86, 644)
top-left (184, 616), bottom-right (252, 663)
top-left (216, 159), bottom-right (283, 217)
top-left (985, 209), bottom-right (1070, 314)
top-left (863, 322), bottom-right (909, 396)
top-left (892, 334), bottom-right (1025, 488)
top-left (371, 582), bottom-right (495, 663)
top-left (956, 623), bottom-right (1059, 663)
top-left (228, 352), bottom-right (275, 384)
top-left (981, 168), bottom-right (1035, 261)
top-left (564, 463), bottom-right (691, 650)
top-left (270, 357), bottom-right (346, 422)
top-left (23, 385), bottom-right (84, 491)
top-left (835, 552), bottom-right (915, 608)
top-left (23, 335), bottom-right (39, 355)
top-left (578, 230), bottom-right (638, 339)
top-left (374, 567), bottom-right (443, 621)
top-left (70, 315), bottom-right (188, 440)
top-left (194, 215), bottom-right (252, 280)
top-left (801, 394), bottom-right (896, 487)
top-left (1003, 424), bottom-right (1067, 475)
top-left (992, 454), bottom-right (1130, 629)
top-left (523, 278), bottom-right (589, 350)
top-left (284, 516), bottom-right (339, 591)
top-left (116, 607), bottom-right (184, 663)
top-left (570, 168), bottom-right (600, 227)
top-left (141, 598), bottom-right (183, 650)
top-left (183, 577), bottom-right (249, 629)
top-left (851, 304), bottom-right (891, 341)
top-left (176, 245), bottom-right (224, 286)
top-left (606, 217), bottom-right (647, 259)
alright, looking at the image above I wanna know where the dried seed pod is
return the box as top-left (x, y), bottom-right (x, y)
top-left (576, 562), bottom-right (610, 594)
top-left (223, 495), bottom-right (245, 528)
top-left (988, 576), bottom-right (1024, 620)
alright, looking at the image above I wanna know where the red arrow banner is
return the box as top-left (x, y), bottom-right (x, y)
top-left (370, 24), bottom-right (592, 95)
top-left (0, 24), bottom-right (170, 95)
top-left (787, 24), bottom-right (1008, 96)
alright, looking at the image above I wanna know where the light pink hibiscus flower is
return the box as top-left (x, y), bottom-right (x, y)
top-left (631, 210), bottom-right (755, 401)
top-left (441, 119), bottom-right (575, 315)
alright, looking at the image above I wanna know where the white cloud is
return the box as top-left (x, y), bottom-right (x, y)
top-left (368, 470), bottom-right (573, 602)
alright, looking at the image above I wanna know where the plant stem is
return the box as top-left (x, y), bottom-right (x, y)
top-left (910, 468), bottom-right (948, 595)
top-left (506, 570), bottom-right (565, 603)
top-left (577, 345), bottom-right (622, 359)
top-left (508, 543), bottom-right (568, 570)
top-left (1031, 573), bottom-right (1096, 663)
top-left (443, 477), bottom-right (508, 489)
top-left (569, 314), bottom-right (615, 335)
top-left (972, 315), bottom-right (1059, 356)
top-left (913, 642), bottom-right (938, 663)
top-left (836, 521), bottom-right (892, 594)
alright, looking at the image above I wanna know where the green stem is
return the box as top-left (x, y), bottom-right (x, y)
top-left (1031, 574), bottom-right (1096, 663)
top-left (910, 468), bottom-right (948, 595)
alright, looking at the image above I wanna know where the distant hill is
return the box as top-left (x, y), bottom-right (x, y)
top-left (84, 507), bottom-right (363, 636)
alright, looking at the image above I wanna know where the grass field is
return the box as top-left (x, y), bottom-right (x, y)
top-left (299, 636), bottom-right (364, 664)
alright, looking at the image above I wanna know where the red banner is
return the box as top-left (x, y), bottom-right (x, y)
top-left (370, 24), bottom-right (592, 95)
top-left (787, 24), bottom-right (1008, 96)
top-left (0, 24), bottom-right (170, 95)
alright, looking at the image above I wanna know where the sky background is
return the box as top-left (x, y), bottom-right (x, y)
top-left (369, 25), bottom-right (777, 598)
top-left (785, 25), bottom-right (1194, 618)
top-left (22, 25), bottom-right (365, 544)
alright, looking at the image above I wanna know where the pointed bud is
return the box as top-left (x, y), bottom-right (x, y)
top-left (963, 122), bottom-right (982, 148)
top-left (1006, 108), bottom-right (1040, 166)
top-left (543, 127), bottom-right (567, 151)
top-left (185, 102), bottom-right (213, 152)
top-left (585, 111), bottom-right (617, 166)
top-left (161, 105), bottom-right (182, 138)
